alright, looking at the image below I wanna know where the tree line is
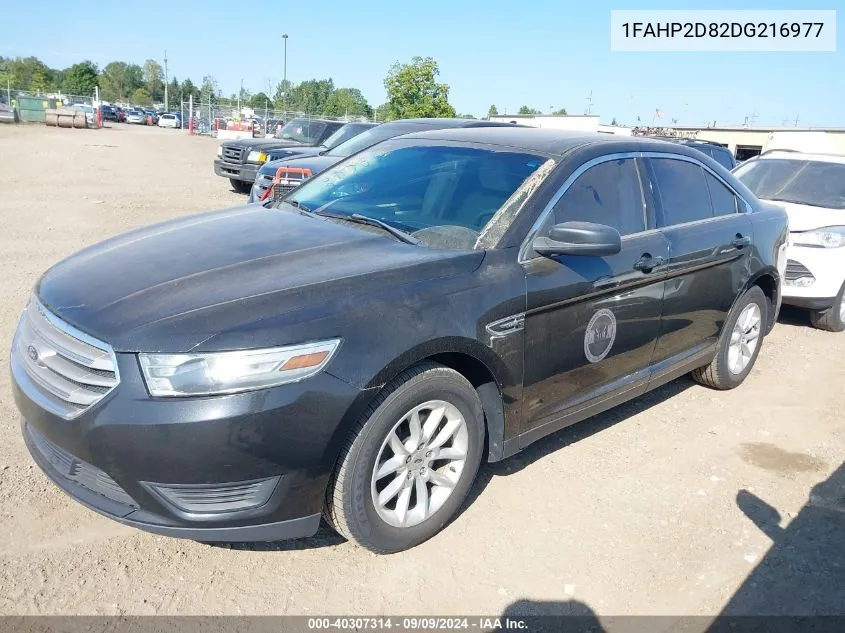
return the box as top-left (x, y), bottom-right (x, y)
top-left (1, 54), bottom-right (568, 121)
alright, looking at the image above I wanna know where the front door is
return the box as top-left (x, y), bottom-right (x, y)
top-left (521, 156), bottom-right (669, 443)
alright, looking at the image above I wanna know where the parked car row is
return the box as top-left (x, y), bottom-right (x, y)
top-left (13, 120), bottom-right (845, 558)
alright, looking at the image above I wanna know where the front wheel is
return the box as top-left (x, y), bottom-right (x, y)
top-left (324, 362), bottom-right (485, 553)
top-left (692, 285), bottom-right (767, 390)
top-left (809, 282), bottom-right (845, 332)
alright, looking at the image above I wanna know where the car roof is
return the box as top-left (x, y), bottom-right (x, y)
top-left (376, 118), bottom-right (519, 131)
top-left (394, 126), bottom-right (717, 158)
top-left (753, 149), bottom-right (845, 164)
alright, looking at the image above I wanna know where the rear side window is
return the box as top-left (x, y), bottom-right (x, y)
top-left (650, 158), bottom-right (712, 226)
top-left (704, 172), bottom-right (739, 216)
top-left (551, 158), bottom-right (646, 236)
top-left (711, 148), bottom-right (735, 169)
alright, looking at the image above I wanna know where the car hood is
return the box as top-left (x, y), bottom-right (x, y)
top-left (264, 146), bottom-right (323, 164)
top-left (36, 206), bottom-right (483, 353)
top-left (772, 201), bottom-right (845, 232)
top-left (223, 138), bottom-right (307, 151)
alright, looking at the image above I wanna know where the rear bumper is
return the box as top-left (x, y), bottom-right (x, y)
top-left (214, 160), bottom-right (259, 183)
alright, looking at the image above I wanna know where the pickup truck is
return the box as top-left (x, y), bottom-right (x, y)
top-left (214, 118), bottom-right (345, 193)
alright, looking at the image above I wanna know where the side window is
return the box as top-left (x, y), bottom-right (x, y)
top-left (650, 158), bottom-right (712, 226)
top-left (704, 172), bottom-right (739, 216)
top-left (550, 158), bottom-right (646, 236)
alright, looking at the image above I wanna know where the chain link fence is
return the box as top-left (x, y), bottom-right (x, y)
top-left (1, 88), bottom-right (97, 123)
top-left (177, 98), bottom-right (375, 137)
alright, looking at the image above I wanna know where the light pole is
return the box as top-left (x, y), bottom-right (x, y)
top-left (163, 50), bottom-right (169, 111)
top-left (282, 34), bottom-right (288, 109)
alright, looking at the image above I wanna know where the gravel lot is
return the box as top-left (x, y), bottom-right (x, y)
top-left (0, 123), bottom-right (842, 622)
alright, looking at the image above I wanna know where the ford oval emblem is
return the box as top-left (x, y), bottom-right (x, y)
top-left (26, 344), bottom-right (38, 362)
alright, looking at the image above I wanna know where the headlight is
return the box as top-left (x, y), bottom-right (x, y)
top-left (247, 150), bottom-right (268, 163)
top-left (792, 226), bottom-right (845, 248)
top-left (216, 145), bottom-right (223, 157)
top-left (139, 339), bottom-right (341, 397)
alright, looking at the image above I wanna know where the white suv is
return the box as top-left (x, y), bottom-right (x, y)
top-left (734, 150), bottom-right (845, 332)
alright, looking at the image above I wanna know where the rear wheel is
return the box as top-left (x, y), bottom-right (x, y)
top-left (324, 362), bottom-right (484, 554)
top-left (692, 286), bottom-right (767, 390)
top-left (809, 282), bottom-right (845, 332)
top-left (229, 179), bottom-right (251, 194)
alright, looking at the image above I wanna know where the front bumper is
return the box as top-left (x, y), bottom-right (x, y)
top-left (13, 352), bottom-right (363, 542)
top-left (782, 243), bottom-right (845, 309)
top-left (213, 159), bottom-right (260, 183)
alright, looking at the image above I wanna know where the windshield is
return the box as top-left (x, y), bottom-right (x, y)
top-left (327, 124), bottom-right (421, 158)
top-left (735, 158), bottom-right (845, 209)
top-left (274, 120), bottom-right (329, 144)
top-left (320, 123), bottom-right (373, 150)
top-left (281, 140), bottom-right (547, 248)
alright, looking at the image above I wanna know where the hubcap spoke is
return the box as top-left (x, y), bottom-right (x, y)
top-left (394, 483), bottom-right (413, 526)
top-left (414, 474), bottom-right (429, 520)
top-left (421, 405), bottom-right (445, 445)
top-left (429, 417), bottom-right (462, 450)
top-left (407, 411), bottom-right (423, 452)
top-left (378, 472), bottom-right (406, 506)
top-left (388, 431), bottom-right (409, 457)
top-left (428, 470), bottom-right (457, 489)
top-left (435, 446), bottom-right (466, 460)
top-left (376, 454), bottom-right (407, 480)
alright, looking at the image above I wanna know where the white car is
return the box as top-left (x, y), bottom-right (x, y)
top-left (157, 113), bottom-right (181, 129)
top-left (734, 150), bottom-right (845, 332)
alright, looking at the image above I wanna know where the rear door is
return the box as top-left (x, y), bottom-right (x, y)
top-left (645, 154), bottom-right (753, 378)
top-left (521, 156), bottom-right (669, 442)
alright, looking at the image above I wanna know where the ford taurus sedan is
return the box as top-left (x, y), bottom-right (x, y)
top-left (12, 128), bottom-right (787, 553)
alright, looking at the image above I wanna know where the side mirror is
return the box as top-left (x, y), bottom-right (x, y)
top-left (532, 221), bottom-right (622, 258)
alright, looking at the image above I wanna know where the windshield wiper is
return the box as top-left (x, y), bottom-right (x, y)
top-left (312, 206), bottom-right (419, 245)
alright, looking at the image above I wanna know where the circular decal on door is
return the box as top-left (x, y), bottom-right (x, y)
top-left (584, 309), bottom-right (617, 363)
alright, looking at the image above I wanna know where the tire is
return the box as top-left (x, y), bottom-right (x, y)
top-left (692, 285), bottom-right (768, 390)
top-left (229, 179), bottom-right (251, 194)
top-left (324, 362), bottom-right (484, 554)
top-left (809, 282), bottom-right (845, 332)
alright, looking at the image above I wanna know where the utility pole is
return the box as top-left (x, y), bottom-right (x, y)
top-left (585, 90), bottom-right (593, 115)
top-left (282, 34), bottom-right (288, 109)
top-left (238, 78), bottom-right (243, 113)
top-left (794, 114), bottom-right (800, 127)
top-left (163, 50), bottom-right (169, 111)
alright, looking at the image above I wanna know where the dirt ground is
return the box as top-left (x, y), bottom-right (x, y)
top-left (0, 123), bottom-right (842, 622)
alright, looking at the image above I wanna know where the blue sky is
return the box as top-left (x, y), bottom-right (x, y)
top-left (2, 0), bottom-right (841, 126)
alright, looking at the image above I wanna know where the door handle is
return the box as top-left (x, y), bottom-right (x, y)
top-left (633, 254), bottom-right (665, 272)
top-left (731, 234), bottom-right (751, 248)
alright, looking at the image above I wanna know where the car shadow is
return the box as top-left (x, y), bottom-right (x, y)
top-left (713, 461), bottom-right (845, 616)
top-left (776, 305), bottom-right (811, 327)
top-left (461, 376), bottom-right (695, 514)
top-left (498, 599), bottom-right (606, 632)
top-left (207, 520), bottom-right (346, 552)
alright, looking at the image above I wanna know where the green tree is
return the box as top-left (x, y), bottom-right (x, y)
top-left (273, 79), bottom-right (293, 109)
top-left (518, 105), bottom-right (541, 115)
top-left (181, 78), bottom-right (200, 103)
top-left (553, 107), bottom-right (568, 115)
top-left (611, 117), bottom-right (618, 125)
top-left (287, 78), bottom-right (335, 114)
top-left (142, 59), bottom-right (164, 101)
top-left (61, 60), bottom-right (98, 95)
top-left (99, 61), bottom-right (143, 102)
top-left (384, 56), bottom-right (455, 119)
top-left (487, 104), bottom-right (498, 118)
top-left (457, 113), bottom-right (477, 119)
top-left (199, 75), bottom-right (217, 105)
top-left (250, 91), bottom-right (272, 110)
top-left (374, 103), bottom-right (391, 121)
top-left (323, 87), bottom-right (372, 117)
top-left (131, 87), bottom-right (152, 106)
top-left (1, 56), bottom-right (53, 91)
top-left (167, 76), bottom-right (180, 106)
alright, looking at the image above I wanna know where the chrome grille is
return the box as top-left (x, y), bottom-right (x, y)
top-left (785, 259), bottom-right (814, 281)
top-left (12, 299), bottom-right (118, 419)
top-left (222, 146), bottom-right (243, 163)
top-left (25, 424), bottom-right (137, 507)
